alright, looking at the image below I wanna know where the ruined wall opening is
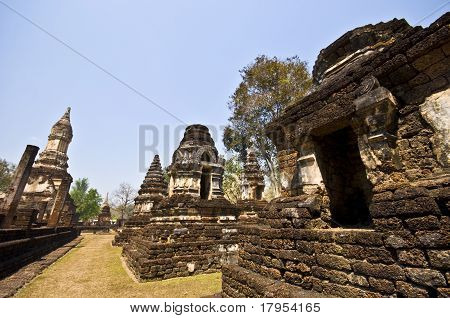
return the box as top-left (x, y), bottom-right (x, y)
top-left (314, 126), bottom-right (372, 227)
top-left (255, 186), bottom-right (263, 200)
top-left (200, 167), bottom-right (211, 199)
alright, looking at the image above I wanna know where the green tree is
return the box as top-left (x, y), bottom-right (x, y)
top-left (70, 178), bottom-right (102, 221)
top-left (0, 159), bottom-right (16, 192)
top-left (223, 156), bottom-right (243, 203)
top-left (223, 55), bottom-right (312, 197)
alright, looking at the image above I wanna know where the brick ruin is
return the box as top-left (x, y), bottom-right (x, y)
top-left (0, 108), bottom-right (79, 281)
top-left (97, 193), bottom-right (112, 226)
top-left (237, 148), bottom-right (267, 223)
top-left (13, 107), bottom-right (77, 228)
top-left (221, 14), bottom-right (450, 298)
top-left (117, 125), bottom-right (245, 280)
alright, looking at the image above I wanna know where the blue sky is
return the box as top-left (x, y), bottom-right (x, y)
top-left (0, 0), bottom-right (447, 197)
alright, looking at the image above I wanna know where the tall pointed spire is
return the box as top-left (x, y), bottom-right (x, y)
top-left (61, 107), bottom-right (71, 122)
top-left (102, 192), bottom-right (110, 208)
top-left (34, 107), bottom-right (73, 170)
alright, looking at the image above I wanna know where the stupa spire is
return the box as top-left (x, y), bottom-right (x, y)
top-left (102, 192), bottom-right (110, 207)
top-left (241, 147), bottom-right (265, 201)
top-left (134, 155), bottom-right (168, 214)
top-left (34, 107), bottom-right (73, 170)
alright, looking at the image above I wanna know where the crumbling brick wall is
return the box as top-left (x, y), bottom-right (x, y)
top-left (0, 227), bottom-right (79, 279)
top-left (122, 195), bottom-right (240, 281)
top-left (124, 222), bottom-right (238, 281)
top-left (223, 13), bottom-right (450, 298)
top-left (223, 195), bottom-right (448, 297)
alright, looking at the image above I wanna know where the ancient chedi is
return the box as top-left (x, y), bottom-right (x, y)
top-left (237, 148), bottom-right (267, 223)
top-left (0, 108), bottom-right (79, 286)
top-left (17, 107), bottom-right (76, 227)
top-left (241, 148), bottom-right (265, 201)
top-left (112, 154), bottom-right (168, 246)
top-left (97, 193), bottom-right (112, 226)
top-left (134, 154), bottom-right (167, 215)
top-left (121, 124), bottom-right (239, 281)
top-left (222, 14), bottom-right (450, 298)
top-left (168, 124), bottom-right (225, 199)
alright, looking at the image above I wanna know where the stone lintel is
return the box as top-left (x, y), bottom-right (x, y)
top-left (354, 87), bottom-right (397, 114)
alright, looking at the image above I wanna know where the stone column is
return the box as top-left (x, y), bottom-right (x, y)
top-left (47, 178), bottom-right (71, 227)
top-left (277, 149), bottom-right (299, 197)
top-left (0, 145), bottom-right (39, 228)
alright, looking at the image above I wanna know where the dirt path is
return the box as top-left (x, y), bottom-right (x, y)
top-left (15, 233), bottom-right (221, 298)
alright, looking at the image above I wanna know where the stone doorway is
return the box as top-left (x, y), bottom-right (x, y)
top-left (314, 126), bottom-right (372, 227)
top-left (255, 186), bottom-right (263, 200)
top-left (200, 167), bottom-right (211, 199)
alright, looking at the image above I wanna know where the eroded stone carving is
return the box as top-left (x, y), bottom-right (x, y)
top-left (420, 88), bottom-right (450, 169)
top-left (353, 86), bottom-right (402, 184)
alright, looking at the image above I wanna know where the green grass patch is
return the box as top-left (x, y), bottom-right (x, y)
top-left (15, 233), bottom-right (221, 298)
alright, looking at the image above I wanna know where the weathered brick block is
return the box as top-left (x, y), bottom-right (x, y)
top-left (397, 249), bottom-right (428, 267)
top-left (394, 197), bottom-right (440, 216)
top-left (322, 282), bottom-right (382, 298)
top-left (427, 250), bottom-right (450, 269)
top-left (437, 288), bottom-right (450, 298)
top-left (352, 261), bottom-right (405, 280)
top-left (373, 217), bottom-right (403, 231)
top-left (370, 201), bottom-right (396, 217)
top-left (312, 266), bottom-right (348, 284)
top-left (348, 273), bottom-right (369, 287)
top-left (285, 261), bottom-right (311, 273)
top-left (368, 277), bottom-right (396, 294)
top-left (405, 215), bottom-right (440, 231)
top-left (280, 207), bottom-right (312, 218)
top-left (260, 238), bottom-right (295, 249)
top-left (316, 254), bottom-right (351, 271)
top-left (424, 57), bottom-right (450, 79)
top-left (393, 187), bottom-right (429, 200)
top-left (405, 267), bottom-right (446, 287)
top-left (270, 249), bottom-right (307, 261)
top-left (384, 231), bottom-right (418, 249)
top-left (295, 240), bottom-right (315, 255)
top-left (334, 231), bottom-right (384, 246)
top-left (416, 230), bottom-right (450, 248)
top-left (313, 242), bottom-right (343, 255)
top-left (412, 48), bottom-right (445, 71)
top-left (396, 281), bottom-right (429, 297)
top-left (372, 191), bottom-right (394, 202)
top-left (284, 271), bottom-right (303, 285)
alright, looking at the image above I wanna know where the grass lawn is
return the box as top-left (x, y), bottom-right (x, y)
top-left (15, 233), bottom-right (222, 298)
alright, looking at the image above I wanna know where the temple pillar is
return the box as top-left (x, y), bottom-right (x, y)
top-left (47, 179), bottom-right (71, 227)
top-left (0, 145), bottom-right (39, 228)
